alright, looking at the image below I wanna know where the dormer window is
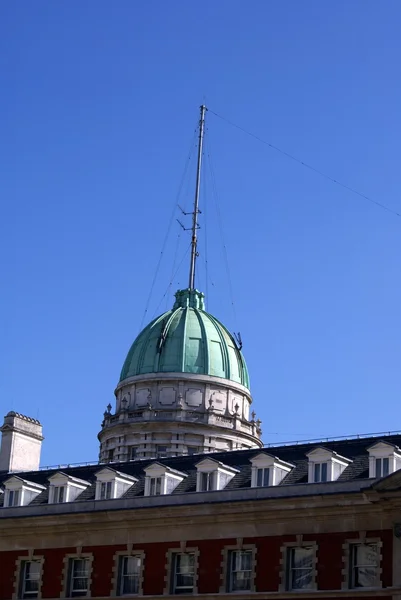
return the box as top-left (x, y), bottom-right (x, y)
top-left (200, 472), bottom-right (216, 492)
top-left (53, 486), bottom-right (65, 503)
top-left (195, 458), bottom-right (239, 492)
top-left (250, 453), bottom-right (294, 488)
top-left (149, 477), bottom-right (162, 496)
top-left (367, 441), bottom-right (401, 479)
top-left (8, 489), bottom-right (20, 507)
top-left (306, 447), bottom-right (351, 483)
top-left (95, 467), bottom-right (137, 500)
top-left (144, 463), bottom-right (186, 496)
top-left (375, 458), bottom-right (389, 478)
top-left (48, 472), bottom-right (90, 504)
top-left (3, 476), bottom-right (45, 507)
top-left (100, 481), bottom-right (113, 500)
top-left (314, 462), bottom-right (328, 483)
top-left (256, 468), bottom-right (270, 487)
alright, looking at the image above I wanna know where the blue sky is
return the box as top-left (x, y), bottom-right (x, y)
top-left (1, 1), bottom-right (400, 467)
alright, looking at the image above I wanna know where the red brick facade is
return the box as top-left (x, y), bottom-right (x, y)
top-left (0, 530), bottom-right (393, 599)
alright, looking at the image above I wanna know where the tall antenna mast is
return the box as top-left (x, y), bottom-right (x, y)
top-left (188, 104), bottom-right (207, 290)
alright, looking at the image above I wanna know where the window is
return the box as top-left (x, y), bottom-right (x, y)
top-left (100, 481), bottom-right (113, 500)
top-left (250, 453), bottom-right (293, 487)
top-left (7, 489), bottom-right (20, 507)
top-left (307, 448), bottom-right (351, 483)
top-left (200, 472), bottom-right (215, 492)
top-left (53, 486), bottom-right (65, 503)
top-left (149, 477), bottom-right (162, 496)
top-left (108, 449), bottom-right (114, 461)
top-left (67, 558), bottom-right (89, 597)
top-left (19, 561), bottom-right (41, 598)
top-left (256, 467), bottom-right (270, 487)
top-left (314, 463), bottom-right (327, 483)
top-left (375, 458), bottom-right (389, 478)
top-left (227, 550), bottom-right (252, 592)
top-left (129, 447), bottom-right (136, 460)
top-left (287, 547), bottom-right (314, 590)
top-left (187, 447), bottom-right (198, 455)
top-left (349, 544), bottom-right (379, 588)
top-left (118, 555), bottom-right (141, 595)
top-left (171, 553), bottom-right (195, 594)
top-left (156, 445), bottom-right (168, 458)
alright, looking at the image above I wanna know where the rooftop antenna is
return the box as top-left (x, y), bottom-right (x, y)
top-left (188, 104), bottom-right (207, 290)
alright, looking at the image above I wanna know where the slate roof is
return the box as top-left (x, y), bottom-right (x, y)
top-left (1, 432), bottom-right (401, 508)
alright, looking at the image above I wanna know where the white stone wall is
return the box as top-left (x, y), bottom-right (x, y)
top-left (98, 373), bottom-right (262, 462)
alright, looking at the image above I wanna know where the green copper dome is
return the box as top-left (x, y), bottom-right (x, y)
top-left (120, 289), bottom-right (250, 389)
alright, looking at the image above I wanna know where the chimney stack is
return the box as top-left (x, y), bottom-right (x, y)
top-left (0, 412), bottom-right (44, 473)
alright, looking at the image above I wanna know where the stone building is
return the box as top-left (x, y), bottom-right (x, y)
top-left (1, 106), bottom-right (400, 598)
top-left (0, 284), bottom-right (401, 599)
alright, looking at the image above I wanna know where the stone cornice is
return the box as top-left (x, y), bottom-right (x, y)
top-left (0, 486), bottom-right (395, 551)
top-left (115, 371), bottom-right (252, 398)
top-left (0, 424), bottom-right (44, 442)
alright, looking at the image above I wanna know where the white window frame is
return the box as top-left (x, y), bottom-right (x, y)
top-left (48, 473), bottom-right (89, 504)
top-left (250, 453), bottom-right (293, 488)
top-left (342, 536), bottom-right (382, 590)
top-left (7, 489), bottom-right (21, 507)
top-left (306, 448), bottom-right (351, 483)
top-left (170, 552), bottom-right (196, 594)
top-left (19, 560), bottom-right (42, 599)
top-left (149, 477), bottom-right (162, 496)
top-left (164, 546), bottom-right (199, 595)
top-left (279, 539), bottom-right (318, 592)
top-left (227, 549), bottom-right (253, 592)
top-left (118, 555), bottom-right (142, 596)
top-left (53, 486), bottom-right (66, 504)
top-left (375, 457), bottom-right (389, 478)
top-left (67, 557), bottom-right (90, 597)
top-left (195, 458), bottom-right (239, 492)
top-left (3, 477), bottom-right (45, 508)
top-left (314, 462), bottom-right (328, 483)
top-left (110, 549), bottom-right (145, 597)
top-left (367, 441), bottom-right (401, 478)
top-left (349, 542), bottom-right (381, 589)
top-left (286, 546), bottom-right (315, 590)
top-left (95, 468), bottom-right (137, 501)
top-left (13, 555), bottom-right (44, 600)
top-left (143, 463), bottom-right (185, 497)
top-left (100, 481), bottom-right (113, 500)
top-left (256, 467), bottom-right (270, 487)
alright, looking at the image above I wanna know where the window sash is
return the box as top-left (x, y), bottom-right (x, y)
top-left (53, 486), bottom-right (65, 503)
top-left (172, 553), bottom-right (195, 593)
top-left (350, 544), bottom-right (379, 588)
top-left (287, 547), bottom-right (314, 590)
top-left (119, 555), bottom-right (141, 595)
top-left (149, 477), bottom-right (162, 495)
top-left (8, 489), bottom-right (20, 507)
top-left (200, 472), bottom-right (215, 491)
top-left (21, 561), bottom-right (41, 598)
top-left (100, 481), bottom-right (113, 500)
top-left (256, 467), bottom-right (270, 487)
top-left (375, 457), bottom-right (389, 478)
top-left (314, 462), bottom-right (328, 483)
top-left (68, 558), bottom-right (89, 597)
top-left (228, 550), bottom-right (252, 592)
